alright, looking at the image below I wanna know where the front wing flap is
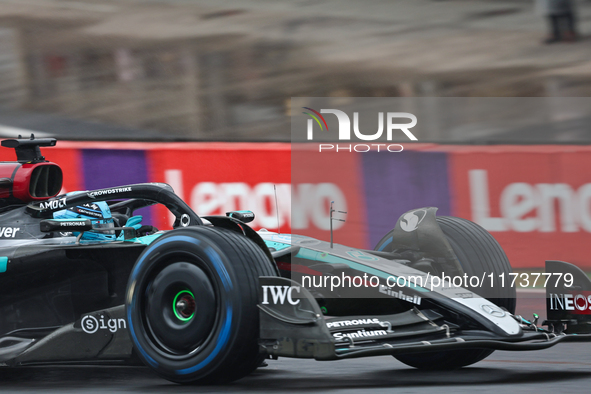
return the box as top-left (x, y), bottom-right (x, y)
top-left (259, 276), bottom-right (591, 360)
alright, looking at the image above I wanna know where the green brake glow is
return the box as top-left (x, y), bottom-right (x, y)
top-left (173, 290), bottom-right (195, 322)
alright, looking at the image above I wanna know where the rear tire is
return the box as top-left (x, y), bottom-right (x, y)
top-left (126, 226), bottom-right (276, 384)
top-left (375, 216), bottom-right (515, 370)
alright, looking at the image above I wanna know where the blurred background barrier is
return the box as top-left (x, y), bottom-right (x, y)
top-left (0, 0), bottom-right (591, 143)
top-left (3, 141), bottom-right (591, 269)
top-left (0, 0), bottom-right (590, 270)
top-left (0, 140), bottom-right (291, 231)
top-left (293, 143), bottom-right (591, 270)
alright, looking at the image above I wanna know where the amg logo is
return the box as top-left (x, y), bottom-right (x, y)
top-left (88, 187), bottom-right (132, 198)
top-left (549, 293), bottom-right (591, 312)
top-left (261, 285), bottom-right (301, 305)
top-left (39, 197), bottom-right (66, 210)
top-left (60, 222), bottom-right (86, 227)
top-left (379, 285), bottom-right (422, 305)
top-left (332, 329), bottom-right (388, 341)
top-left (0, 227), bottom-right (19, 238)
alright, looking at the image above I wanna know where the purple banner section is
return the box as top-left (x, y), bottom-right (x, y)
top-left (361, 151), bottom-right (451, 248)
top-left (81, 149), bottom-right (152, 224)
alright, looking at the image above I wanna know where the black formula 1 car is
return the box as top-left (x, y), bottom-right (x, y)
top-left (1, 136), bottom-right (591, 384)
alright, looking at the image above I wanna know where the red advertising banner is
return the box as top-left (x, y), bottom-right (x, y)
top-left (4, 139), bottom-right (591, 269)
top-left (448, 145), bottom-right (591, 268)
top-left (146, 143), bottom-right (292, 232)
top-left (291, 145), bottom-right (368, 249)
top-left (0, 141), bottom-right (367, 248)
top-left (147, 143), bottom-right (368, 249)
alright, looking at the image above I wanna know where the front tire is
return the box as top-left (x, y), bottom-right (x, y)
top-left (126, 226), bottom-right (276, 384)
top-left (375, 216), bottom-right (515, 370)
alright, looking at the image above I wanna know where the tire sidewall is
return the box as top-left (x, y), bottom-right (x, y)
top-left (126, 229), bottom-right (242, 382)
top-left (374, 217), bottom-right (515, 312)
top-left (375, 215), bottom-right (514, 369)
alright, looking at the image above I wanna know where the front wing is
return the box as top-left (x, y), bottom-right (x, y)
top-left (258, 276), bottom-right (591, 361)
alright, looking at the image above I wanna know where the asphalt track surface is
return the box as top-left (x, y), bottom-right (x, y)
top-left (2, 291), bottom-right (590, 394)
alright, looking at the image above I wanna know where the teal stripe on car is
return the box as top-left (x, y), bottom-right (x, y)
top-left (124, 233), bottom-right (165, 245)
top-left (264, 240), bottom-right (291, 251)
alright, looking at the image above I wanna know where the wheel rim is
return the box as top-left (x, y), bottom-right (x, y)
top-left (143, 261), bottom-right (218, 356)
top-left (173, 290), bottom-right (196, 322)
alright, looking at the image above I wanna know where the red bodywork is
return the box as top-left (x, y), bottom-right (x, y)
top-left (0, 162), bottom-right (63, 202)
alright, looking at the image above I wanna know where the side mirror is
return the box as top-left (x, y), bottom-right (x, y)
top-left (40, 219), bottom-right (93, 233)
top-left (40, 218), bottom-right (137, 242)
top-left (225, 210), bottom-right (255, 223)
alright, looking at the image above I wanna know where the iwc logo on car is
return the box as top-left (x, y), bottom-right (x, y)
top-left (261, 285), bottom-right (301, 305)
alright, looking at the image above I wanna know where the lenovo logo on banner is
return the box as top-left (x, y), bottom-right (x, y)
top-left (469, 169), bottom-right (591, 233)
top-left (164, 170), bottom-right (348, 231)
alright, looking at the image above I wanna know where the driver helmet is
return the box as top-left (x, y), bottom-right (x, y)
top-left (53, 196), bottom-right (115, 242)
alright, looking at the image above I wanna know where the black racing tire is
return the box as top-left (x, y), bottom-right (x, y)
top-left (374, 216), bottom-right (515, 370)
top-left (125, 226), bottom-right (277, 384)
